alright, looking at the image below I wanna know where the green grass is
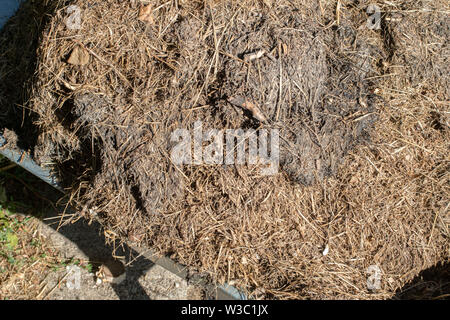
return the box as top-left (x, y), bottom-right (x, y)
top-left (0, 155), bottom-right (91, 299)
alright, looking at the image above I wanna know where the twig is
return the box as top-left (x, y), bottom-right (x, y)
top-left (228, 96), bottom-right (267, 123)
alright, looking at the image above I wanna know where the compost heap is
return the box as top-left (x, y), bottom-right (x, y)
top-left (0, 0), bottom-right (448, 299)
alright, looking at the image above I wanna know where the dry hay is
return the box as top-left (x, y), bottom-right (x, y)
top-left (0, 0), bottom-right (448, 299)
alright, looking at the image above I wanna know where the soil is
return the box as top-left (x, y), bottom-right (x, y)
top-left (0, 0), bottom-right (448, 299)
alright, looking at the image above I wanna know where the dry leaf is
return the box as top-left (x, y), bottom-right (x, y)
top-left (138, 5), bottom-right (154, 23)
top-left (67, 45), bottom-right (89, 66)
top-left (228, 96), bottom-right (267, 123)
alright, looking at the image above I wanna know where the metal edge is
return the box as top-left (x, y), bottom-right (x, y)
top-left (0, 134), bottom-right (62, 191)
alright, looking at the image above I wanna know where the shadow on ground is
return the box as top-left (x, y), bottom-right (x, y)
top-left (0, 1), bottom-right (161, 300)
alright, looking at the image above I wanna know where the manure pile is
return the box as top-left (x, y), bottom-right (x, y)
top-left (0, 0), bottom-right (448, 299)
